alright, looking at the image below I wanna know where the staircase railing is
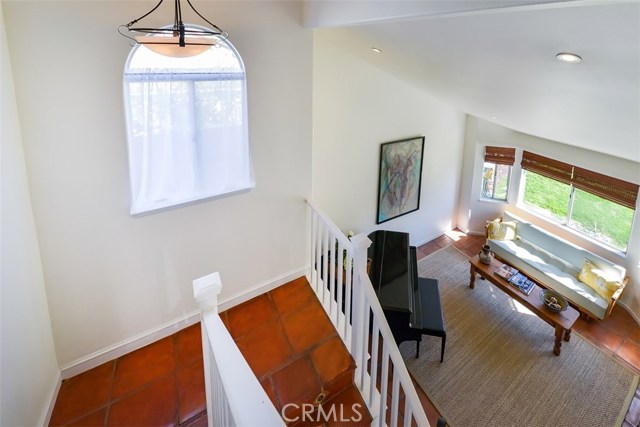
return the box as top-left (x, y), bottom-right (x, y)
top-left (307, 200), bottom-right (430, 427)
top-left (193, 272), bottom-right (285, 427)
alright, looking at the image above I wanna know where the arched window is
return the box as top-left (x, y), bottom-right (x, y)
top-left (123, 30), bottom-right (253, 215)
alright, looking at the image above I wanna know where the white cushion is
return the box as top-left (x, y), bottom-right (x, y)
top-left (489, 238), bottom-right (608, 319)
top-left (501, 212), bottom-right (625, 280)
top-left (490, 212), bottom-right (627, 319)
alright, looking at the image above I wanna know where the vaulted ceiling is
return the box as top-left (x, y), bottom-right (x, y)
top-left (304, 0), bottom-right (640, 163)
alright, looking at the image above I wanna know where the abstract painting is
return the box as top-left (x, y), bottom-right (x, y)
top-left (376, 136), bottom-right (425, 224)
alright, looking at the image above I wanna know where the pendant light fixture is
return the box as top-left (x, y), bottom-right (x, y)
top-left (118, 0), bottom-right (228, 58)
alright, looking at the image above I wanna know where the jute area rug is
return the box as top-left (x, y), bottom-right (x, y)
top-left (400, 246), bottom-right (639, 427)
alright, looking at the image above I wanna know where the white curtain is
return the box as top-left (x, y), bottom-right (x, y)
top-left (124, 71), bottom-right (253, 214)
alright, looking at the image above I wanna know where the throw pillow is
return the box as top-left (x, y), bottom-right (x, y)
top-left (487, 220), bottom-right (517, 241)
top-left (577, 260), bottom-right (622, 300)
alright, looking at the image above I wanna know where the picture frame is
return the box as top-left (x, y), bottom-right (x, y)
top-left (376, 136), bottom-right (425, 224)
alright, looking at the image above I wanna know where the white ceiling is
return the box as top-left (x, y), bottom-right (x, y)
top-left (304, 0), bottom-right (640, 163)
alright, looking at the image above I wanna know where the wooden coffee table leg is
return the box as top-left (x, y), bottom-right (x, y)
top-left (469, 264), bottom-right (477, 289)
top-left (553, 325), bottom-right (564, 356)
top-left (564, 328), bottom-right (572, 342)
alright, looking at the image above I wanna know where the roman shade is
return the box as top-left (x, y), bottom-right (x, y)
top-left (572, 166), bottom-right (639, 210)
top-left (484, 146), bottom-right (516, 166)
top-left (521, 151), bottom-right (639, 209)
top-left (521, 151), bottom-right (573, 185)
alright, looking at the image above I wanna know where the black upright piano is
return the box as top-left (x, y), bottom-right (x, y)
top-left (367, 230), bottom-right (423, 346)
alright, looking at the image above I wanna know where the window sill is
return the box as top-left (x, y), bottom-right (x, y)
top-left (130, 186), bottom-right (253, 217)
top-left (479, 197), bottom-right (508, 204)
top-left (515, 204), bottom-right (628, 258)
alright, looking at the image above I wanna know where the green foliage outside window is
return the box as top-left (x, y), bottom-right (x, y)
top-left (522, 173), bottom-right (570, 222)
top-left (571, 189), bottom-right (633, 251)
top-left (522, 171), bottom-right (633, 252)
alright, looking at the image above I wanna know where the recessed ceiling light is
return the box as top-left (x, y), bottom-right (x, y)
top-left (490, 115), bottom-right (497, 120)
top-left (371, 47), bottom-right (382, 53)
top-left (555, 52), bottom-right (582, 63)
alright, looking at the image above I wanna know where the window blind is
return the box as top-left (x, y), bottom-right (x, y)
top-left (572, 166), bottom-right (639, 210)
top-left (521, 151), bottom-right (639, 209)
top-left (521, 151), bottom-right (573, 185)
top-left (484, 146), bottom-right (516, 166)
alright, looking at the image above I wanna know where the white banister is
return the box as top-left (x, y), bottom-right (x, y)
top-left (306, 200), bottom-right (430, 427)
top-left (193, 272), bottom-right (285, 427)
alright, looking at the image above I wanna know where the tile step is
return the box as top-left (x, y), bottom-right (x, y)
top-left (289, 384), bottom-right (373, 427)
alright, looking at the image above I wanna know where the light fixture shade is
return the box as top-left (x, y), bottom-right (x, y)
top-left (556, 52), bottom-right (582, 63)
top-left (134, 35), bottom-right (216, 57)
top-left (119, 0), bottom-right (227, 58)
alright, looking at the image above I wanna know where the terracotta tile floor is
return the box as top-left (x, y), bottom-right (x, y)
top-left (49, 326), bottom-right (205, 427)
top-left (224, 277), bottom-right (371, 427)
top-left (50, 229), bottom-right (640, 427)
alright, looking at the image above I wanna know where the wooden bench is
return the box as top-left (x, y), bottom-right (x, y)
top-left (415, 278), bottom-right (447, 362)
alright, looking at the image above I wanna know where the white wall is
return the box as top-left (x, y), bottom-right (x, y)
top-left (312, 30), bottom-right (466, 245)
top-left (459, 116), bottom-right (640, 317)
top-left (3, 1), bottom-right (312, 368)
top-left (0, 2), bottom-right (60, 425)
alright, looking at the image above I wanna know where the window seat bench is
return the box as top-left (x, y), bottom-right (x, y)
top-left (486, 212), bottom-right (629, 320)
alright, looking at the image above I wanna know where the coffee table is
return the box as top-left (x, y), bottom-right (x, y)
top-left (469, 255), bottom-right (580, 356)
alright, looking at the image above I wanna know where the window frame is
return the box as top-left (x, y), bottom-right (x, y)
top-left (480, 146), bottom-right (515, 203)
top-left (518, 159), bottom-right (638, 253)
top-left (123, 30), bottom-right (253, 216)
top-left (481, 162), bottom-right (511, 201)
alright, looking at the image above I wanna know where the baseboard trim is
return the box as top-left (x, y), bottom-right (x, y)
top-left (413, 230), bottom-right (450, 248)
top-left (60, 311), bottom-right (201, 380)
top-left (60, 267), bottom-right (308, 379)
top-left (618, 301), bottom-right (640, 325)
top-left (217, 267), bottom-right (307, 312)
top-left (41, 373), bottom-right (62, 427)
top-left (414, 228), bottom-right (485, 248)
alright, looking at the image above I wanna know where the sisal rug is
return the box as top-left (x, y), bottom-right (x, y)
top-left (400, 245), bottom-right (639, 427)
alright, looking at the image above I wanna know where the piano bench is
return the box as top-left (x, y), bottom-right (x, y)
top-left (416, 278), bottom-right (447, 362)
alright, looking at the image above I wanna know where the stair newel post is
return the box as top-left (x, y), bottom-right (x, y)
top-left (349, 233), bottom-right (372, 389)
top-left (194, 272), bottom-right (222, 313)
top-left (193, 272), bottom-right (223, 427)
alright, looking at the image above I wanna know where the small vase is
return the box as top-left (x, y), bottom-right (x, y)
top-left (479, 244), bottom-right (494, 265)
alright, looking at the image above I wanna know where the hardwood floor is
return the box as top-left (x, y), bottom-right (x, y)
top-left (414, 228), bottom-right (640, 427)
top-left (417, 228), bottom-right (640, 374)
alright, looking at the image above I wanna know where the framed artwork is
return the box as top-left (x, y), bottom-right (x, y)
top-left (376, 136), bottom-right (425, 224)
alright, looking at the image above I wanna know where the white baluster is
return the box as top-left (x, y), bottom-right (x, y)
top-left (305, 200), bottom-right (430, 427)
top-left (349, 234), bottom-right (372, 388)
top-left (314, 215), bottom-right (323, 295)
top-left (344, 254), bottom-right (353, 347)
top-left (369, 321), bottom-right (380, 408)
top-left (310, 211), bottom-right (318, 289)
top-left (391, 365), bottom-right (400, 426)
top-left (379, 347), bottom-right (390, 426)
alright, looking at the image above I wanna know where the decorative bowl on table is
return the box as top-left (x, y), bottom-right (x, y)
top-left (539, 289), bottom-right (568, 313)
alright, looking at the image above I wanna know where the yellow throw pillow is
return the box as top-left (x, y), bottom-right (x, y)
top-left (577, 260), bottom-right (621, 300)
top-left (487, 220), bottom-right (517, 241)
